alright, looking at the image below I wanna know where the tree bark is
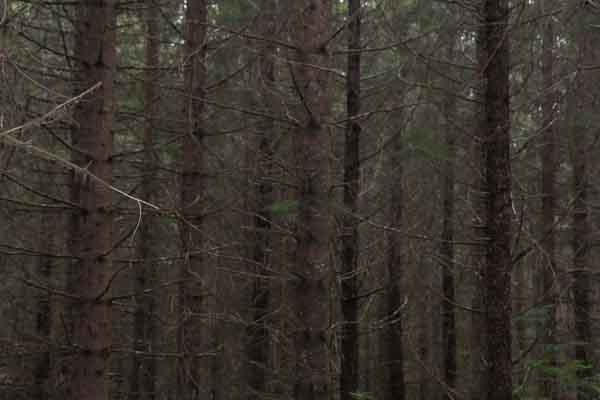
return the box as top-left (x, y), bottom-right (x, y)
top-left (130, 4), bottom-right (160, 400)
top-left (340, 1), bottom-right (361, 400)
top-left (289, 2), bottom-right (332, 400)
top-left (66, 1), bottom-right (116, 399)
top-left (246, 3), bottom-right (276, 399)
top-left (441, 31), bottom-right (457, 400)
top-left (539, 3), bottom-right (557, 397)
top-left (481, 0), bottom-right (513, 399)
top-left (384, 130), bottom-right (405, 400)
top-left (470, 16), bottom-right (488, 400)
top-left (34, 209), bottom-right (53, 400)
top-left (178, 1), bottom-right (210, 400)
top-left (572, 90), bottom-right (590, 400)
top-left (570, 19), bottom-right (598, 400)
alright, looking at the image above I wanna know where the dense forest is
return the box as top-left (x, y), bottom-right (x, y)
top-left (0, 0), bottom-right (598, 399)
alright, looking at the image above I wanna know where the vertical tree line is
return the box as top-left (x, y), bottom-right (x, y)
top-left (288, 2), bottom-right (331, 399)
top-left (66, 1), bottom-right (116, 399)
top-left (481, 0), bottom-right (512, 399)
top-left (178, 1), bottom-right (210, 399)
top-left (340, 1), bottom-right (362, 399)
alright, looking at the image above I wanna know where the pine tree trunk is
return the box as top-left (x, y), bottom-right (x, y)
top-left (571, 24), bottom-right (596, 400)
top-left (470, 17), bottom-right (488, 400)
top-left (572, 95), bottom-right (590, 400)
top-left (441, 35), bottom-right (457, 400)
top-left (481, 0), bottom-right (513, 399)
top-left (177, 1), bottom-right (210, 399)
top-left (340, 1), bottom-right (361, 399)
top-left (66, 1), bottom-right (116, 399)
top-left (289, 2), bottom-right (332, 400)
top-left (246, 2), bottom-right (276, 398)
top-left (539, 3), bottom-right (557, 397)
top-left (384, 130), bottom-right (405, 400)
top-left (130, 4), bottom-right (160, 400)
top-left (34, 210), bottom-right (53, 400)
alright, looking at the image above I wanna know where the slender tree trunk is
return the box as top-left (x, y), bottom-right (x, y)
top-left (481, 0), bottom-right (513, 399)
top-left (470, 14), bottom-right (488, 400)
top-left (340, 1), bottom-right (361, 400)
top-left (439, 16), bottom-right (460, 399)
top-left (441, 35), bottom-right (457, 400)
top-left (384, 130), bottom-right (405, 400)
top-left (34, 210), bottom-right (53, 400)
top-left (33, 125), bottom-right (58, 400)
top-left (246, 3), bottom-right (276, 398)
top-left (66, 1), bottom-right (116, 399)
top-left (571, 27), bottom-right (595, 400)
top-left (178, 1), bottom-right (209, 400)
top-left (470, 18), bottom-right (488, 400)
top-left (572, 96), bottom-right (590, 400)
top-left (289, 2), bottom-right (332, 400)
top-left (539, 4), bottom-right (557, 398)
top-left (130, 4), bottom-right (160, 400)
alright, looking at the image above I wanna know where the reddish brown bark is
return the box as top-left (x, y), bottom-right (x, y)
top-left (289, 2), bottom-right (332, 400)
top-left (66, 1), bottom-right (116, 399)
top-left (129, 4), bottom-right (160, 400)
top-left (177, 1), bottom-right (210, 400)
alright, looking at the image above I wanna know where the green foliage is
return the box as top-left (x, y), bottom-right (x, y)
top-left (523, 354), bottom-right (600, 399)
top-left (268, 200), bottom-right (298, 217)
top-left (513, 304), bottom-right (600, 399)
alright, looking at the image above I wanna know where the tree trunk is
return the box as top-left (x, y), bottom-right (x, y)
top-left (384, 130), bottom-right (405, 400)
top-left (539, 3), bottom-right (557, 397)
top-left (481, 0), bottom-right (513, 399)
top-left (572, 92), bottom-right (590, 400)
top-left (470, 16), bottom-right (488, 400)
top-left (34, 210), bottom-right (53, 400)
top-left (178, 1), bottom-right (210, 400)
top-left (130, 4), bottom-right (160, 400)
top-left (66, 1), bottom-right (116, 399)
top-left (246, 2), bottom-right (276, 398)
top-left (289, 2), bottom-right (332, 400)
top-left (340, 1), bottom-right (361, 400)
top-left (570, 21), bottom-right (597, 400)
top-left (441, 24), bottom-right (457, 400)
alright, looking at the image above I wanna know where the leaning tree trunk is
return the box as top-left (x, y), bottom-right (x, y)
top-left (177, 1), bottom-right (210, 400)
top-left (66, 1), bottom-right (116, 400)
top-left (129, 4), bottom-right (160, 400)
top-left (340, 1), bottom-right (362, 400)
top-left (481, 0), bottom-right (513, 399)
top-left (289, 2), bottom-right (332, 400)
